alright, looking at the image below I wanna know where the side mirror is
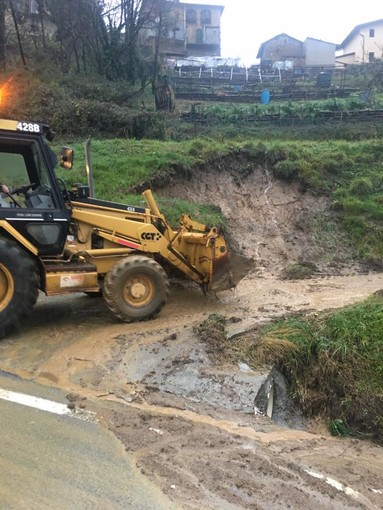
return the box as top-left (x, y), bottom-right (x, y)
top-left (60, 147), bottom-right (74, 169)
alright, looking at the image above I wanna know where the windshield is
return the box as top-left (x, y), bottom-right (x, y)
top-left (0, 139), bottom-right (57, 209)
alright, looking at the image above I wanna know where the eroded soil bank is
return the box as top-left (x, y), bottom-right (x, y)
top-left (157, 156), bottom-right (364, 276)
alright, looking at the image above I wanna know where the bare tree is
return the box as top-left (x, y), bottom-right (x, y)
top-left (148, 0), bottom-right (176, 111)
top-left (0, 0), bottom-right (162, 84)
top-left (36, 0), bottom-right (47, 52)
top-left (46, 0), bottom-right (104, 73)
top-left (99, 0), bottom-right (150, 81)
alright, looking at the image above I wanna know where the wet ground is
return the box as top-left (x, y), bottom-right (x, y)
top-left (1, 271), bottom-right (383, 509)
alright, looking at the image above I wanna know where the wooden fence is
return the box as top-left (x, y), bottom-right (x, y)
top-left (181, 108), bottom-right (383, 126)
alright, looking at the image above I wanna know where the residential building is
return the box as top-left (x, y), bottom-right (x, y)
top-left (139, 0), bottom-right (224, 58)
top-left (257, 33), bottom-right (336, 68)
top-left (336, 19), bottom-right (383, 64)
top-left (257, 34), bottom-right (304, 65)
top-left (183, 2), bottom-right (223, 56)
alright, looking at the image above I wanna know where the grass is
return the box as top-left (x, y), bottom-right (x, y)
top-left (254, 295), bottom-right (383, 442)
top-left (55, 138), bottom-right (228, 228)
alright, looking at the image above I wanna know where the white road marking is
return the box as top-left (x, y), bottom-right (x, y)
top-left (0, 388), bottom-right (95, 421)
top-left (305, 468), bottom-right (360, 498)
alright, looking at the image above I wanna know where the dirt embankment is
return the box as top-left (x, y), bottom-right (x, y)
top-left (158, 155), bottom-right (363, 276)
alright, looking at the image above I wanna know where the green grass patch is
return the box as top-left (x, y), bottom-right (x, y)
top-left (55, 138), bottom-right (227, 228)
top-left (200, 96), bottom-right (383, 124)
top-left (257, 295), bottom-right (383, 442)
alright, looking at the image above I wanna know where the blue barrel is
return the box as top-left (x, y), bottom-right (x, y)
top-left (261, 89), bottom-right (270, 104)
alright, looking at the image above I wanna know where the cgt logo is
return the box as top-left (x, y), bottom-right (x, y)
top-left (141, 232), bottom-right (161, 241)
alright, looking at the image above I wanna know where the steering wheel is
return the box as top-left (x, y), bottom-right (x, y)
top-left (5, 183), bottom-right (36, 208)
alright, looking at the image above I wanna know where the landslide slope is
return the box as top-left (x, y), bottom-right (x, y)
top-left (157, 155), bottom-right (361, 277)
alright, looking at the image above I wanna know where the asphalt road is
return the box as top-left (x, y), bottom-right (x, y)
top-left (0, 374), bottom-right (178, 510)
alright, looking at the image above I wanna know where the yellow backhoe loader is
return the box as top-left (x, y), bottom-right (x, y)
top-left (0, 119), bottom-right (251, 339)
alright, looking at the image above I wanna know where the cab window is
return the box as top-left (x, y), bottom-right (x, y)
top-left (0, 141), bottom-right (56, 209)
top-left (1, 152), bottom-right (29, 186)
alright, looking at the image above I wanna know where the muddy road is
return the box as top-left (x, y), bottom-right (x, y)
top-left (1, 271), bottom-right (383, 510)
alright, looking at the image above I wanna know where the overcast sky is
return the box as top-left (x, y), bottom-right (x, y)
top-left (188, 0), bottom-right (383, 65)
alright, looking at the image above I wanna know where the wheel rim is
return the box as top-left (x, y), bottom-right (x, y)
top-left (0, 263), bottom-right (14, 311)
top-left (123, 275), bottom-right (155, 308)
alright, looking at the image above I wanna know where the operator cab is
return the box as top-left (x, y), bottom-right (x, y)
top-left (0, 119), bottom-right (73, 255)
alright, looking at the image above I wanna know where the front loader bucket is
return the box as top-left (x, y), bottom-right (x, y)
top-left (211, 252), bottom-right (255, 292)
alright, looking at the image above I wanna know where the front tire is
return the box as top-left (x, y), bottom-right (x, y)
top-left (0, 238), bottom-right (39, 339)
top-left (103, 256), bottom-right (169, 323)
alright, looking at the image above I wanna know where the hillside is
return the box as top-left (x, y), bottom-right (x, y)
top-left (58, 136), bottom-right (383, 273)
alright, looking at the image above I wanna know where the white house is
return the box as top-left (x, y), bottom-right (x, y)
top-left (337, 19), bottom-right (383, 64)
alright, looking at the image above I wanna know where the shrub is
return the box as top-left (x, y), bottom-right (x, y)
top-left (272, 160), bottom-right (298, 180)
top-left (348, 176), bottom-right (374, 197)
top-left (188, 139), bottom-right (206, 156)
top-left (265, 146), bottom-right (287, 165)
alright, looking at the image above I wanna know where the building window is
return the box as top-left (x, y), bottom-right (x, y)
top-left (369, 52), bottom-right (375, 62)
top-left (369, 29), bottom-right (375, 37)
top-left (200, 9), bottom-right (211, 25)
top-left (186, 9), bottom-right (197, 24)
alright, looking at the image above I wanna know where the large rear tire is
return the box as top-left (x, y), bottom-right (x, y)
top-left (103, 256), bottom-right (169, 323)
top-left (0, 238), bottom-right (39, 339)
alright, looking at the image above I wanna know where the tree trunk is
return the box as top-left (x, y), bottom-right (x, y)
top-left (37, 0), bottom-right (47, 52)
top-left (9, 0), bottom-right (27, 68)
